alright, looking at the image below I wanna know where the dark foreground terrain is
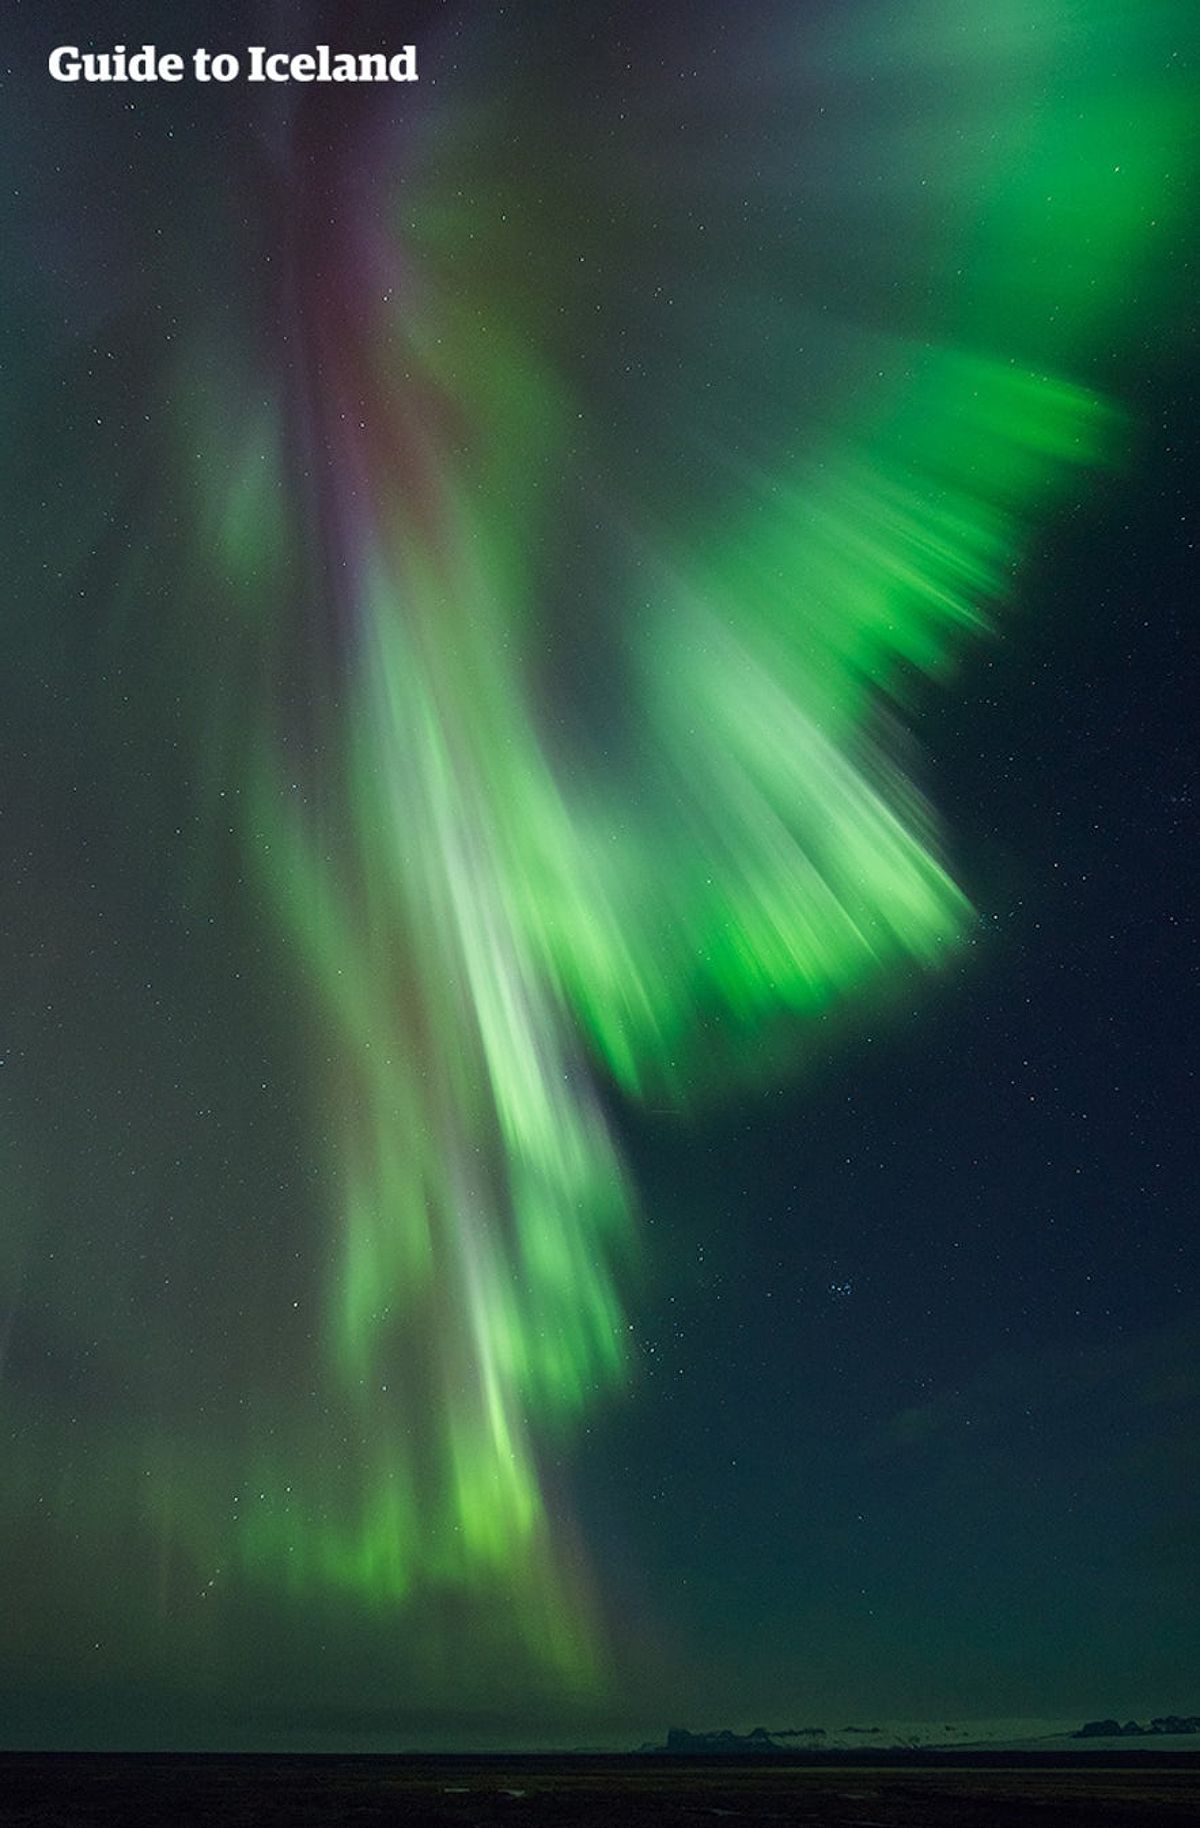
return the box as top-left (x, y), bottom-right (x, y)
top-left (0, 1753), bottom-right (1197, 1826)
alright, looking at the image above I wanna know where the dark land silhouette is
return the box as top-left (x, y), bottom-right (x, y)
top-left (2, 1750), bottom-right (1199, 1826)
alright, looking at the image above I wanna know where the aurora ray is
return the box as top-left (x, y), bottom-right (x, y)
top-left (1, 0), bottom-right (1192, 1712)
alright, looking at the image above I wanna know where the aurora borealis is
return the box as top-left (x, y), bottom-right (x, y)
top-left (2, 0), bottom-right (1197, 1750)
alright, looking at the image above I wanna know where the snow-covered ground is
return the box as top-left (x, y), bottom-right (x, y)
top-left (756, 1718), bottom-right (1198, 1753)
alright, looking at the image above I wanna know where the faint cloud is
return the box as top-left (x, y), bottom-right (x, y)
top-left (870, 1322), bottom-right (1200, 1459)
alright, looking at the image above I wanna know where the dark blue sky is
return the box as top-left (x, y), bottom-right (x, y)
top-left (1, 0), bottom-right (1196, 1751)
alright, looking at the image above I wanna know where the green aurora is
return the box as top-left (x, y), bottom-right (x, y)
top-left (1, 0), bottom-right (1194, 1734)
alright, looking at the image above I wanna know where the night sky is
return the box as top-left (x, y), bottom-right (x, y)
top-left (2, 0), bottom-right (1196, 1752)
